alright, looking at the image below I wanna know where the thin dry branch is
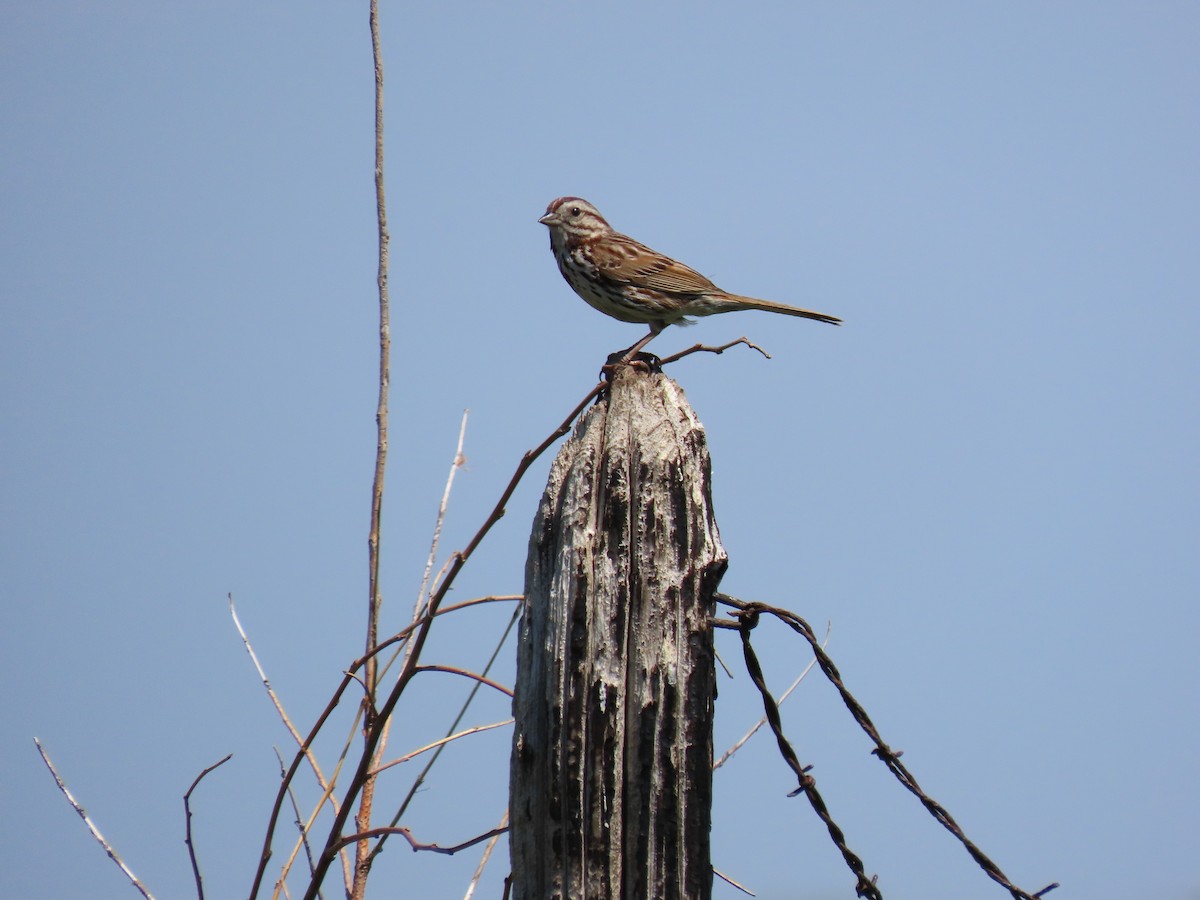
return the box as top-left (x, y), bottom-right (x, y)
top-left (354, 0), bottom-right (392, 895)
top-left (463, 810), bottom-right (509, 900)
top-left (373, 720), bottom-right (513, 776)
top-left (249, 597), bottom-right (520, 899)
top-left (229, 596), bottom-right (342, 796)
top-left (368, 412), bottom-right (471, 820)
top-left (333, 825), bottom-right (510, 856)
top-left (415, 410), bottom-right (469, 616)
top-left (184, 753), bottom-right (232, 900)
top-left (274, 753), bottom-right (355, 900)
top-left (658, 336), bottom-right (772, 365)
top-left (252, 359), bottom-right (595, 900)
top-left (448, 381), bottom-right (606, 569)
top-left (364, 0), bottom-right (391, 677)
top-left (284, 383), bottom-right (604, 900)
top-left (272, 748), bottom-right (321, 890)
top-left (713, 866), bottom-right (756, 897)
top-left (230, 595), bottom-right (351, 893)
top-left (713, 622), bottom-right (830, 770)
top-left (34, 738), bottom-right (156, 900)
top-left (412, 665), bottom-right (514, 698)
top-left (368, 603), bottom-right (522, 864)
top-left (369, 594), bottom-right (523, 684)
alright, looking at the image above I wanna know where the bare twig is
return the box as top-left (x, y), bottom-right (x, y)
top-left (369, 595), bottom-right (523, 675)
top-left (272, 748), bottom-right (322, 893)
top-left (713, 866), bottom-right (756, 896)
top-left (352, 0), bottom-right (393, 895)
top-left (412, 665), bottom-right (514, 698)
top-left (658, 336), bottom-right (772, 365)
top-left (333, 825), bottom-right (510, 856)
top-left (34, 738), bottom-right (156, 900)
top-left (286, 384), bottom-right (603, 900)
top-left (251, 376), bottom-right (594, 900)
top-left (713, 622), bottom-right (830, 770)
top-left (713, 645), bottom-right (734, 678)
top-left (369, 603), bottom-right (522, 863)
top-left (364, 0), bottom-right (391, 678)
top-left (249, 598), bottom-right (519, 898)
top-left (424, 553), bottom-right (458, 606)
top-left (273, 752), bottom-right (355, 900)
top-left (230, 596), bottom-right (341, 790)
top-left (446, 380), bottom-right (606, 572)
top-left (230, 596), bottom-right (301, 740)
top-left (184, 753), bottom-right (233, 900)
top-left (364, 413), bottom-right (472, 825)
top-left (373, 720), bottom-right (513, 776)
top-left (415, 410), bottom-right (469, 617)
top-left (463, 810), bottom-right (509, 900)
top-left (230, 595), bottom-right (351, 893)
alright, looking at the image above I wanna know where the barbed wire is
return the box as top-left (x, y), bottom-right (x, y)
top-left (716, 593), bottom-right (1059, 900)
top-left (733, 617), bottom-right (882, 899)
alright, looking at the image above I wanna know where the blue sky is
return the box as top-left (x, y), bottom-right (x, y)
top-left (2, 3), bottom-right (1197, 899)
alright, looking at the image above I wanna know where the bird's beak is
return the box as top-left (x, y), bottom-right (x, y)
top-left (538, 212), bottom-right (558, 226)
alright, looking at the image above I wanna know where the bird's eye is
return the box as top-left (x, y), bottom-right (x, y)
top-left (570, 207), bottom-right (581, 217)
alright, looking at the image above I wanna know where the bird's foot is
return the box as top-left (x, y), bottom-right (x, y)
top-left (600, 350), bottom-right (661, 379)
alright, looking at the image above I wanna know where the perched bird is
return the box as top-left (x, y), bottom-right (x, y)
top-left (539, 197), bottom-right (841, 358)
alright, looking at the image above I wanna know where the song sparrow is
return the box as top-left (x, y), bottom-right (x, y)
top-left (539, 197), bottom-right (841, 358)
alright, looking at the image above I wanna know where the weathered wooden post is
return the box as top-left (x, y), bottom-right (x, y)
top-left (510, 364), bottom-right (728, 899)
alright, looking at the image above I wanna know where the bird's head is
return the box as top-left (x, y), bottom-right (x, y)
top-left (539, 197), bottom-right (611, 242)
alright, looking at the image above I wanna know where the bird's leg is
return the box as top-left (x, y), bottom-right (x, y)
top-left (616, 325), bottom-right (662, 364)
top-left (601, 326), bottom-right (664, 378)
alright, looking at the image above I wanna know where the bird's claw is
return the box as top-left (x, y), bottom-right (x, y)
top-left (600, 350), bottom-right (662, 379)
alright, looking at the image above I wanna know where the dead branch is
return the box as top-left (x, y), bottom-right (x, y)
top-left (713, 867), bottom-right (756, 896)
top-left (368, 604), bottom-right (522, 864)
top-left (272, 748), bottom-right (321, 887)
top-left (412, 665), bottom-right (514, 698)
top-left (713, 622), bottom-right (830, 770)
top-left (463, 810), bottom-right (509, 900)
top-left (34, 738), bottom-right (156, 900)
top-left (278, 383), bottom-right (605, 900)
top-left (414, 410), bottom-right (469, 617)
top-left (373, 720), bottom-right (513, 775)
top-left (353, 0), bottom-right (393, 893)
top-left (230, 595), bottom-right (352, 892)
top-left (658, 336), bottom-right (772, 365)
top-left (332, 825), bottom-right (510, 856)
top-left (184, 753), bottom-right (232, 900)
top-left (249, 597), bottom-right (519, 899)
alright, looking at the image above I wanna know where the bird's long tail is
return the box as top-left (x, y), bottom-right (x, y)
top-left (722, 294), bottom-right (842, 326)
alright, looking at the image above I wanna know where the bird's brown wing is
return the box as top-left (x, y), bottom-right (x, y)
top-left (590, 232), bottom-right (720, 294)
